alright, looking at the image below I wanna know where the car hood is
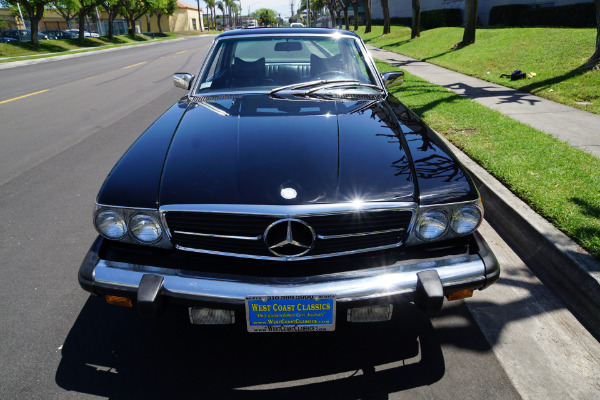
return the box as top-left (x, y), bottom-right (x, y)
top-left (158, 95), bottom-right (416, 205)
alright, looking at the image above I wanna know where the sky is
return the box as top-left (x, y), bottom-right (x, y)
top-left (183, 0), bottom-right (297, 20)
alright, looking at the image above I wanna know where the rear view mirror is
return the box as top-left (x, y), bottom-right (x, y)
top-left (173, 73), bottom-right (195, 90)
top-left (274, 41), bottom-right (303, 52)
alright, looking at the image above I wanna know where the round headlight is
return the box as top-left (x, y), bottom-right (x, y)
top-left (415, 210), bottom-right (448, 241)
top-left (95, 209), bottom-right (127, 239)
top-left (130, 214), bottom-right (162, 243)
top-left (451, 205), bottom-right (482, 235)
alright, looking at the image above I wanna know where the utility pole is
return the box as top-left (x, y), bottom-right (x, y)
top-left (16, 3), bottom-right (26, 29)
top-left (95, 7), bottom-right (103, 36)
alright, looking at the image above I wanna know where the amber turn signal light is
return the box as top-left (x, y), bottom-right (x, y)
top-left (447, 289), bottom-right (474, 301)
top-left (106, 295), bottom-right (133, 307)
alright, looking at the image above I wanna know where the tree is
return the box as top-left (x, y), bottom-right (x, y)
top-left (76, 0), bottom-right (103, 43)
top-left (51, 0), bottom-right (80, 30)
top-left (216, 0), bottom-right (224, 27)
top-left (325, 0), bottom-right (336, 28)
top-left (298, 0), bottom-right (320, 25)
top-left (230, 1), bottom-right (240, 27)
top-left (100, 0), bottom-right (119, 39)
top-left (119, 0), bottom-right (155, 36)
top-left (411, 0), bottom-right (420, 39)
top-left (348, 0), bottom-right (358, 31)
top-left (224, 0), bottom-right (234, 27)
top-left (313, 0), bottom-right (325, 26)
top-left (340, 0), bottom-right (349, 30)
top-left (154, 0), bottom-right (176, 34)
top-left (211, 0), bottom-right (217, 29)
top-left (328, 0), bottom-right (343, 29)
top-left (2, 0), bottom-right (55, 46)
top-left (204, 0), bottom-right (214, 29)
top-left (380, 0), bottom-right (390, 34)
top-left (362, 0), bottom-right (371, 33)
top-left (255, 7), bottom-right (277, 26)
top-left (461, 0), bottom-right (478, 46)
top-left (333, 0), bottom-right (342, 29)
top-left (590, 0), bottom-right (600, 68)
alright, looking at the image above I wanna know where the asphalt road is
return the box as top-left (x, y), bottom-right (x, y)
top-left (0, 36), bottom-right (597, 399)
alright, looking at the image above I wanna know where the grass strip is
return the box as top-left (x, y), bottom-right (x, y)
top-left (375, 60), bottom-right (600, 259)
top-left (361, 26), bottom-right (600, 115)
top-left (0, 32), bottom-right (217, 62)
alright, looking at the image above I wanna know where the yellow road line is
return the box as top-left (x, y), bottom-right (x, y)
top-left (0, 89), bottom-right (49, 105)
top-left (122, 61), bottom-right (147, 69)
top-left (176, 50), bottom-right (188, 55)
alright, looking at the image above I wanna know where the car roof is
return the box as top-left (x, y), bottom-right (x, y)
top-left (216, 27), bottom-right (360, 39)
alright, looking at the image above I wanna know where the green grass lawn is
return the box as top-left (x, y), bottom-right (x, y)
top-left (0, 33), bottom-right (177, 61)
top-left (361, 26), bottom-right (600, 115)
top-left (375, 60), bottom-right (600, 259)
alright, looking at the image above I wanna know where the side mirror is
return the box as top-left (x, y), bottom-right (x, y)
top-left (381, 71), bottom-right (404, 89)
top-left (173, 73), bottom-right (195, 90)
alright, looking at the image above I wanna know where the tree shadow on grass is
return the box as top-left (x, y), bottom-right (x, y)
top-left (421, 45), bottom-right (464, 63)
top-left (6, 41), bottom-right (71, 53)
top-left (384, 58), bottom-right (545, 111)
top-left (519, 62), bottom-right (594, 93)
top-left (127, 35), bottom-right (150, 42)
top-left (570, 197), bottom-right (600, 220)
top-left (105, 37), bottom-right (128, 44)
top-left (380, 39), bottom-right (411, 49)
top-left (569, 197), bottom-right (600, 260)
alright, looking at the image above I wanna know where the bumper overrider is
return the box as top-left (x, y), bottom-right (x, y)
top-left (78, 231), bottom-right (499, 320)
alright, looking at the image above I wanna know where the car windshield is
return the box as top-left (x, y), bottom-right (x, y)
top-left (195, 35), bottom-right (379, 95)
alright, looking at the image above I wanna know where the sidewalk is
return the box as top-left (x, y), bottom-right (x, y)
top-left (367, 45), bottom-right (600, 158)
top-left (367, 45), bottom-right (600, 339)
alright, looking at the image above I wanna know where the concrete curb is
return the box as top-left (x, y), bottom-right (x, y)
top-left (442, 136), bottom-right (600, 339)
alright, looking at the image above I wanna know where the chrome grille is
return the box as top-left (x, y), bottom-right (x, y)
top-left (163, 206), bottom-right (414, 260)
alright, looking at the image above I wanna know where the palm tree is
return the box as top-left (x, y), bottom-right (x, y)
top-left (205, 0), bottom-right (215, 29)
top-left (225, 0), bottom-right (235, 27)
top-left (216, 0), bottom-right (225, 27)
top-left (231, 1), bottom-right (240, 26)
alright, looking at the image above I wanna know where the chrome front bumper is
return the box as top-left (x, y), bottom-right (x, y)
top-left (79, 233), bottom-right (499, 311)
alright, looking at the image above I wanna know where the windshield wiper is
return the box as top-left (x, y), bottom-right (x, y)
top-left (303, 82), bottom-right (385, 95)
top-left (268, 79), bottom-right (360, 96)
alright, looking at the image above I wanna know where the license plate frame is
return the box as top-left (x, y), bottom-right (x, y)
top-left (245, 295), bottom-right (336, 333)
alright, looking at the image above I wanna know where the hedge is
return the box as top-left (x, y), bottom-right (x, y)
top-left (489, 3), bottom-right (596, 27)
top-left (421, 8), bottom-right (463, 29)
top-left (373, 8), bottom-right (463, 30)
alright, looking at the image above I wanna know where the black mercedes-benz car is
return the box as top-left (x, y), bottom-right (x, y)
top-left (79, 28), bottom-right (499, 332)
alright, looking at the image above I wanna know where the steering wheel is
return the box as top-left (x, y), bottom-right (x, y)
top-left (313, 71), bottom-right (354, 80)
